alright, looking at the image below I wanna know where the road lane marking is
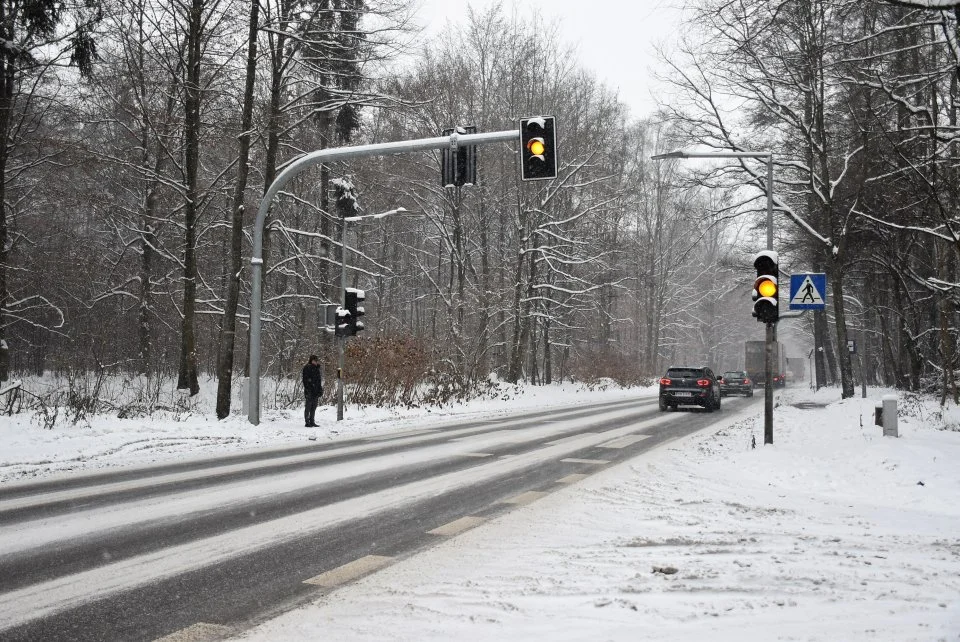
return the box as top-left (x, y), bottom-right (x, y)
top-left (598, 434), bottom-right (651, 449)
top-left (560, 458), bottom-right (610, 465)
top-left (546, 433), bottom-right (597, 445)
top-left (458, 452), bottom-right (494, 458)
top-left (303, 555), bottom-right (393, 588)
top-left (501, 491), bottom-right (547, 505)
top-left (153, 622), bottom-right (232, 642)
top-left (451, 430), bottom-right (527, 443)
top-left (427, 516), bottom-right (486, 536)
top-left (364, 429), bottom-right (438, 441)
top-left (556, 474), bottom-right (589, 484)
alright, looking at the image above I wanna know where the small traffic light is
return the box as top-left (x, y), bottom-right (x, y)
top-left (753, 251), bottom-right (779, 324)
top-left (345, 288), bottom-right (365, 336)
top-left (441, 126), bottom-right (477, 187)
top-left (333, 306), bottom-right (351, 337)
top-left (519, 116), bottom-right (557, 180)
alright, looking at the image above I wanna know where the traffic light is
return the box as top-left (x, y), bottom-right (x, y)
top-left (344, 288), bottom-right (365, 336)
top-left (333, 306), bottom-right (351, 337)
top-left (519, 116), bottom-right (557, 180)
top-left (752, 251), bottom-right (779, 324)
top-left (441, 126), bottom-right (477, 187)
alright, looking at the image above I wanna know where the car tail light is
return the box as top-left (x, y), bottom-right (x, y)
top-left (697, 379), bottom-right (711, 387)
top-left (743, 378), bottom-right (750, 385)
top-left (659, 378), bottom-right (672, 386)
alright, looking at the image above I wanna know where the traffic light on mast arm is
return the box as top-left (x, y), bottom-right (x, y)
top-left (519, 116), bottom-right (557, 180)
top-left (344, 288), bottom-right (365, 336)
top-left (752, 250), bottom-right (779, 324)
top-left (440, 126), bottom-right (477, 187)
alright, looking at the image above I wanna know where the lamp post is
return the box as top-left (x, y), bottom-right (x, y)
top-left (651, 149), bottom-right (776, 444)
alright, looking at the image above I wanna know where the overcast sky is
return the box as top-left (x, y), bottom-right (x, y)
top-left (412, 0), bottom-right (685, 119)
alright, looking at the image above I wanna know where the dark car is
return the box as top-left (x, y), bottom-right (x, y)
top-left (658, 366), bottom-right (721, 412)
top-left (719, 370), bottom-right (754, 397)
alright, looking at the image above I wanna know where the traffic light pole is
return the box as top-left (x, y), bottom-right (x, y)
top-left (247, 128), bottom-right (520, 425)
top-left (338, 214), bottom-right (346, 421)
top-left (764, 153), bottom-right (774, 445)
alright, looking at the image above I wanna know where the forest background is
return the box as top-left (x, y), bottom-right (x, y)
top-left (0, 0), bottom-right (957, 420)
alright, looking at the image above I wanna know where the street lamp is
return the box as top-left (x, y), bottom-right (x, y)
top-left (651, 148), bottom-right (776, 444)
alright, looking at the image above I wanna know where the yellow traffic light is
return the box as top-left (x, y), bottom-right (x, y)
top-left (519, 116), bottom-right (557, 180)
top-left (527, 137), bottom-right (545, 157)
top-left (757, 277), bottom-right (777, 298)
top-left (752, 252), bottom-right (779, 323)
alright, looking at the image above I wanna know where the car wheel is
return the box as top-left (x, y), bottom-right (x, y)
top-left (715, 394), bottom-right (722, 410)
top-left (658, 397), bottom-right (667, 412)
top-left (747, 391), bottom-right (754, 397)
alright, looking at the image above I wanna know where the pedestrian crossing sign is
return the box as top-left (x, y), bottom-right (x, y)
top-left (789, 273), bottom-right (827, 310)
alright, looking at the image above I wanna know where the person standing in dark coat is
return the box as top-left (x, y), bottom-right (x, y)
top-left (301, 355), bottom-right (323, 427)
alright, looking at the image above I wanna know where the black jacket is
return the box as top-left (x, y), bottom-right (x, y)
top-left (302, 363), bottom-right (323, 396)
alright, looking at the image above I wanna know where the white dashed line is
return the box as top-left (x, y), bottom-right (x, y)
top-left (501, 491), bottom-right (547, 505)
top-left (556, 474), bottom-right (589, 484)
top-left (560, 458), bottom-right (610, 465)
top-left (303, 555), bottom-right (393, 588)
top-left (427, 516), bottom-right (486, 536)
top-left (153, 622), bottom-right (232, 642)
top-left (546, 433), bottom-right (598, 445)
top-left (364, 429), bottom-right (438, 441)
top-left (598, 434), bottom-right (650, 449)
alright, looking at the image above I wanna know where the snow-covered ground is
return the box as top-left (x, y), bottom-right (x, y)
top-left (2, 383), bottom-right (959, 640)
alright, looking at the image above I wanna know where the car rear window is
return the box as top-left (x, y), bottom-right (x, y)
top-left (665, 368), bottom-right (704, 378)
top-left (723, 372), bottom-right (744, 378)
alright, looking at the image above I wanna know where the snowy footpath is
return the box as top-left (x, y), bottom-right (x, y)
top-left (1, 384), bottom-right (959, 640)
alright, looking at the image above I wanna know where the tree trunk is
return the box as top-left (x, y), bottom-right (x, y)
top-left (0, 41), bottom-right (12, 381)
top-left (216, 0), bottom-right (259, 418)
top-left (475, 195), bottom-right (491, 381)
top-left (177, 0), bottom-right (203, 396)
top-left (543, 303), bottom-right (552, 385)
top-left (829, 267), bottom-right (855, 398)
top-left (507, 197), bottom-right (527, 383)
top-left (813, 309), bottom-right (827, 389)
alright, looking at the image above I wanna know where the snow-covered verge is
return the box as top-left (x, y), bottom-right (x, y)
top-left (0, 379), bottom-right (653, 484)
top-left (236, 387), bottom-right (960, 642)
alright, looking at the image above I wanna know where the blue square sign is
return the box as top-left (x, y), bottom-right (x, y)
top-left (789, 273), bottom-right (827, 310)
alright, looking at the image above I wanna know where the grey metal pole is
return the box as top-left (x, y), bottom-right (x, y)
top-left (860, 326), bottom-right (867, 399)
top-left (766, 154), bottom-right (773, 251)
top-left (337, 216), bottom-right (346, 421)
top-left (764, 153), bottom-right (774, 444)
top-left (247, 129), bottom-right (520, 425)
